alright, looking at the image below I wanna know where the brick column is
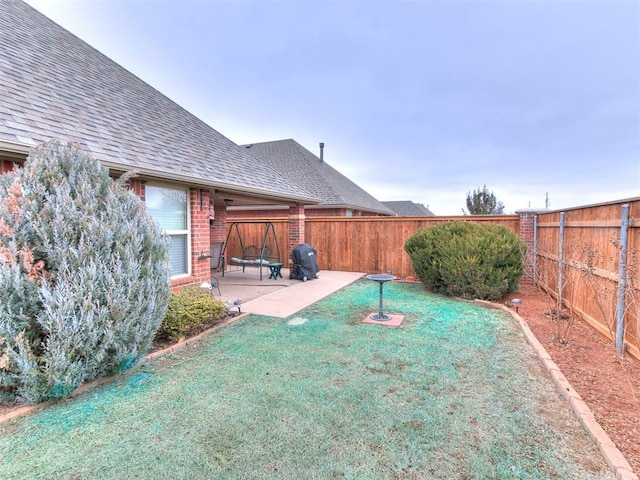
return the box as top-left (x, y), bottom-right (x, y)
top-left (210, 202), bottom-right (227, 244)
top-left (516, 209), bottom-right (537, 285)
top-left (288, 203), bottom-right (306, 255)
top-left (189, 188), bottom-right (211, 285)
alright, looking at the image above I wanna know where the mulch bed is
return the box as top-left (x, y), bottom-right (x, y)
top-left (505, 283), bottom-right (640, 475)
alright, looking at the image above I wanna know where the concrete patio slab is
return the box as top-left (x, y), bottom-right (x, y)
top-left (215, 268), bottom-right (364, 318)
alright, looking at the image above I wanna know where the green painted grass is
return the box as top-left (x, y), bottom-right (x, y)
top-left (0, 281), bottom-right (611, 479)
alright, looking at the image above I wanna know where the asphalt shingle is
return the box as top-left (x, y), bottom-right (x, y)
top-left (242, 139), bottom-right (395, 215)
top-left (0, 0), bottom-right (316, 204)
top-left (382, 200), bottom-right (434, 216)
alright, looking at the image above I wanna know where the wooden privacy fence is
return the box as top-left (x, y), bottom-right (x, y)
top-left (227, 203), bottom-right (640, 358)
top-left (535, 199), bottom-right (640, 358)
top-left (305, 216), bottom-right (519, 279)
top-left (226, 215), bottom-right (520, 280)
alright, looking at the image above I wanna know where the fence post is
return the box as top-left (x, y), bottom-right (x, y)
top-left (615, 204), bottom-right (630, 357)
top-left (516, 210), bottom-right (537, 285)
top-left (533, 214), bottom-right (538, 285)
top-left (557, 212), bottom-right (565, 312)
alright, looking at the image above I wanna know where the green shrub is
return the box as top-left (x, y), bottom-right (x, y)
top-left (404, 221), bottom-right (526, 301)
top-left (0, 140), bottom-right (171, 404)
top-left (158, 285), bottom-right (227, 342)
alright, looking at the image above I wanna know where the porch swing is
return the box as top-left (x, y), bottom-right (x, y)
top-left (223, 221), bottom-right (282, 280)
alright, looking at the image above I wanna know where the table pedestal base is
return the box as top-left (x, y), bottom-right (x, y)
top-left (362, 313), bottom-right (405, 327)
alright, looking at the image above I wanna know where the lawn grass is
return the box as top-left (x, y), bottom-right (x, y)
top-left (0, 281), bottom-right (612, 479)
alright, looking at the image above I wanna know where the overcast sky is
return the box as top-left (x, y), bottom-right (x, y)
top-left (26, 0), bottom-right (639, 215)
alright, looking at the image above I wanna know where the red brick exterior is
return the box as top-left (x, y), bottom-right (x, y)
top-left (186, 188), bottom-right (212, 288)
top-left (305, 208), bottom-right (387, 217)
top-left (227, 208), bottom-right (288, 219)
top-left (227, 206), bottom-right (385, 220)
top-left (288, 204), bottom-right (305, 254)
top-left (210, 202), bottom-right (228, 244)
top-left (127, 178), bottom-right (146, 200)
top-left (517, 210), bottom-right (536, 285)
top-left (306, 208), bottom-right (349, 216)
top-left (0, 159), bottom-right (19, 174)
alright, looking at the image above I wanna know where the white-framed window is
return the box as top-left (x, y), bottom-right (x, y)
top-left (346, 209), bottom-right (354, 217)
top-left (145, 184), bottom-right (190, 277)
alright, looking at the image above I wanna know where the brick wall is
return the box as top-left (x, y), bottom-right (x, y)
top-left (227, 207), bottom-right (387, 219)
top-left (188, 188), bottom-right (212, 287)
top-left (127, 178), bottom-right (146, 200)
top-left (227, 208), bottom-right (287, 219)
top-left (210, 202), bottom-right (227, 244)
top-left (306, 208), bottom-right (347, 216)
top-left (0, 159), bottom-right (19, 174)
top-left (288, 204), bottom-right (305, 253)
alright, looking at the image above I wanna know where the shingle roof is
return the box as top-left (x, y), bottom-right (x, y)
top-left (382, 201), bottom-right (435, 216)
top-left (0, 0), bottom-right (317, 204)
top-left (242, 139), bottom-right (395, 216)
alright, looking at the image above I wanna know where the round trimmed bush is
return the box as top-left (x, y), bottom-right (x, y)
top-left (404, 221), bottom-right (526, 301)
top-left (0, 140), bottom-right (171, 404)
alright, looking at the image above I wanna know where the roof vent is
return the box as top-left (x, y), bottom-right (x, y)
top-left (319, 142), bottom-right (324, 162)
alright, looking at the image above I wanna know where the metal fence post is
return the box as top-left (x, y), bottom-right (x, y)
top-left (557, 212), bottom-right (565, 312)
top-left (533, 214), bottom-right (538, 285)
top-left (615, 204), bottom-right (630, 357)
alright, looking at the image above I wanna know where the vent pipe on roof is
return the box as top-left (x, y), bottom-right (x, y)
top-left (319, 142), bottom-right (324, 162)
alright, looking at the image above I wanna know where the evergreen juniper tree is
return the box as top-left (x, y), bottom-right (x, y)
top-left (0, 140), bottom-right (171, 404)
top-left (465, 185), bottom-right (505, 215)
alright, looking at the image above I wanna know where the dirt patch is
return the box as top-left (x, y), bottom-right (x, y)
top-left (505, 283), bottom-right (640, 475)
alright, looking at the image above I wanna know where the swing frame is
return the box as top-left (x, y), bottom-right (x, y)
top-left (223, 221), bottom-right (281, 280)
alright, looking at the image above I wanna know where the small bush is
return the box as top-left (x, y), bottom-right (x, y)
top-left (158, 285), bottom-right (227, 342)
top-left (404, 221), bottom-right (526, 301)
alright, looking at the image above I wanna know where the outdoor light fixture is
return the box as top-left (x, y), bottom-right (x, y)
top-left (233, 299), bottom-right (242, 314)
top-left (225, 299), bottom-right (243, 317)
top-left (224, 198), bottom-right (233, 206)
top-left (511, 298), bottom-right (522, 313)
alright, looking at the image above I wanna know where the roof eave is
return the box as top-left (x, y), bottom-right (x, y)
top-left (0, 140), bottom-right (321, 205)
top-left (0, 140), bottom-right (31, 157)
top-left (98, 159), bottom-right (322, 205)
